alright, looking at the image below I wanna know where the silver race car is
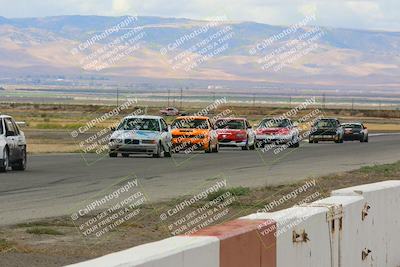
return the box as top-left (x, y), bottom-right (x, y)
top-left (109, 115), bottom-right (172, 158)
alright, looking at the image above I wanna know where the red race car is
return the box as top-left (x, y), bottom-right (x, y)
top-left (215, 118), bottom-right (256, 150)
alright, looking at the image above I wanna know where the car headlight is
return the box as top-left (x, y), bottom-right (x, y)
top-left (142, 140), bottom-right (157, 144)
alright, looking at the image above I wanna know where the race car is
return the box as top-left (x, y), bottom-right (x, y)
top-left (215, 118), bottom-right (256, 150)
top-left (309, 118), bottom-right (344, 143)
top-left (171, 116), bottom-right (219, 153)
top-left (160, 107), bottom-right (180, 116)
top-left (255, 118), bottom-right (300, 148)
top-left (341, 122), bottom-right (369, 142)
top-left (109, 115), bottom-right (172, 158)
top-left (0, 115), bottom-right (27, 172)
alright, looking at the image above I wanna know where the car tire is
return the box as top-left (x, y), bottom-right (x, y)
top-left (12, 148), bottom-right (27, 171)
top-left (256, 141), bottom-right (263, 148)
top-left (153, 143), bottom-right (162, 158)
top-left (292, 137), bottom-right (300, 148)
top-left (249, 141), bottom-right (256, 150)
top-left (213, 142), bottom-right (219, 153)
top-left (205, 141), bottom-right (212, 153)
top-left (164, 145), bottom-right (172, 157)
top-left (365, 136), bottom-right (369, 143)
top-left (0, 148), bottom-right (9, 173)
top-left (122, 153), bottom-right (130, 158)
top-left (242, 138), bottom-right (250, 150)
top-left (109, 152), bottom-right (118, 158)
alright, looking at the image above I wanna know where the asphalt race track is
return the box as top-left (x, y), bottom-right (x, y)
top-left (1, 134), bottom-right (399, 226)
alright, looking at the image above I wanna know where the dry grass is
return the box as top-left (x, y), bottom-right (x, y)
top-left (1, 161), bottom-right (398, 266)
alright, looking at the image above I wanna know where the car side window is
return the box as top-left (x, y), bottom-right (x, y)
top-left (4, 118), bottom-right (17, 136)
top-left (0, 119), bottom-right (3, 135)
top-left (160, 119), bottom-right (168, 131)
top-left (12, 121), bottom-right (20, 135)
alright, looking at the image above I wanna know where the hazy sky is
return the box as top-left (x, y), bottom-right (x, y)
top-left (0, 0), bottom-right (399, 31)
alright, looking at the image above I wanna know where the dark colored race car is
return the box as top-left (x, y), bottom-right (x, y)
top-left (309, 118), bottom-right (344, 143)
top-left (341, 122), bottom-right (369, 142)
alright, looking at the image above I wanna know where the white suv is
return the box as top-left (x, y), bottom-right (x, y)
top-left (0, 115), bottom-right (27, 172)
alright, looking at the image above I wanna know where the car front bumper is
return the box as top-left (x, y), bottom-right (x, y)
top-left (343, 134), bottom-right (362, 140)
top-left (256, 134), bottom-right (292, 144)
top-left (172, 138), bottom-right (208, 151)
top-left (218, 140), bottom-right (247, 147)
top-left (109, 143), bottom-right (158, 154)
top-left (309, 134), bottom-right (339, 141)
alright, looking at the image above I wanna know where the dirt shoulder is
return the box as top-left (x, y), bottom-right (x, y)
top-left (1, 161), bottom-right (399, 267)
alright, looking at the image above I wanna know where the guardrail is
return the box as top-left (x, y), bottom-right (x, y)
top-left (67, 180), bottom-right (400, 267)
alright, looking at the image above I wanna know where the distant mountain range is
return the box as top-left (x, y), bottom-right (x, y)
top-left (0, 15), bottom-right (399, 89)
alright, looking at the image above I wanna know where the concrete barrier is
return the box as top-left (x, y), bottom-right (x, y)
top-left (67, 180), bottom-right (400, 267)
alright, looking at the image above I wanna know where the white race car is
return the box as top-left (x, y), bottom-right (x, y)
top-left (0, 115), bottom-right (27, 172)
top-left (255, 118), bottom-right (300, 148)
top-left (109, 115), bottom-right (172, 158)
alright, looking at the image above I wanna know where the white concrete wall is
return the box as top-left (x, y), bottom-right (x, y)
top-left (68, 180), bottom-right (400, 267)
top-left (66, 236), bottom-right (219, 267)
top-left (243, 206), bottom-right (332, 267)
top-left (332, 180), bottom-right (400, 267)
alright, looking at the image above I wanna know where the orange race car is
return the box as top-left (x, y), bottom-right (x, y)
top-left (171, 116), bottom-right (219, 153)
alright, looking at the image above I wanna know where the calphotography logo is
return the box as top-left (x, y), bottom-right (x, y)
top-left (70, 175), bottom-right (148, 242)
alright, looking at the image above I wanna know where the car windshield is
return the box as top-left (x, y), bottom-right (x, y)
top-left (315, 120), bottom-right (337, 128)
top-left (343, 124), bottom-right (362, 129)
top-left (172, 119), bottom-right (209, 129)
top-left (118, 118), bottom-right (160, 131)
top-left (216, 119), bottom-right (245, 130)
top-left (259, 119), bottom-right (291, 128)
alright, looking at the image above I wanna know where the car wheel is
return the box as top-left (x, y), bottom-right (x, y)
top-left (153, 143), bottom-right (163, 158)
top-left (242, 138), bottom-right (250, 150)
top-left (0, 148), bottom-right (9, 173)
top-left (122, 153), bottom-right (130, 158)
top-left (109, 152), bottom-right (118, 158)
top-left (12, 148), bottom-right (27, 171)
top-left (205, 141), bottom-right (212, 153)
top-left (213, 142), bottom-right (219, 153)
top-left (249, 141), bottom-right (256, 150)
top-left (164, 144), bottom-right (172, 157)
top-left (292, 137), bottom-right (300, 148)
top-left (365, 136), bottom-right (369, 143)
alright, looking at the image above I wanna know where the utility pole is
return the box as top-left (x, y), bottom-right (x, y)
top-left (117, 88), bottom-right (119, 107)
top-left (289, 96), bottom-right (292, 107)
top-left (351, 98), bottom-right (354, 111)
top-left (180, 87), bottom-right (183, 110)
